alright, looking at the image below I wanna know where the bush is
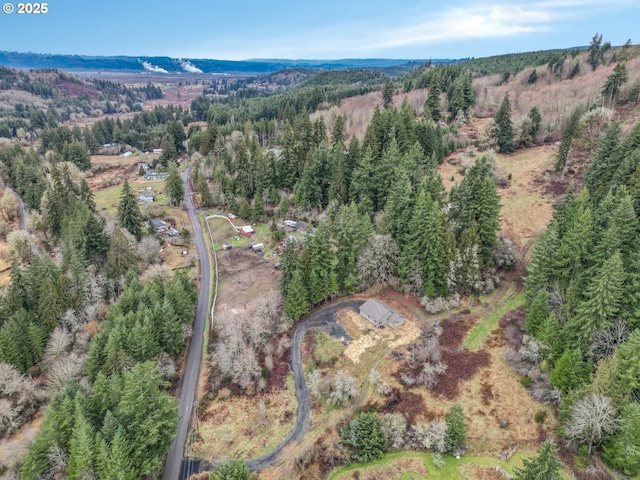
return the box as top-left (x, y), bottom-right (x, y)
top-left (534, 411), bottom-right (546, 424)
top-left (520, 376), bottom-right (532, 387)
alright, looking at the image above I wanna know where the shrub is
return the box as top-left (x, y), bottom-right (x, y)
top-left (520, 376), bottom-right (532, 388)
top-left (535, 411), bottom-right (546, 424)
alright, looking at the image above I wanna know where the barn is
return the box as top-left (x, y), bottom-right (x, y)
top-left (359, 299), bottom-right (405, 328)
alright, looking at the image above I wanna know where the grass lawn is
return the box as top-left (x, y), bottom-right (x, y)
top-left (463, 285), bottom-right (525, 351)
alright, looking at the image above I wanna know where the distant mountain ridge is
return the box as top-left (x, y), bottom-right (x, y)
top-left (0, 51), bottom-right (460, 75)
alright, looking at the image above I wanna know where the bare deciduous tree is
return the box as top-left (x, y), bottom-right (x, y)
top-left (404, 334), bottom-right (447, 389)
top-left (307, 369), bottom-right (325, 400)
top-left (0, 398), bottom-right (19, 438)
top-left (357, 234), bottom-right (400, 289)
top-left (141, 264), bottom-right (173, 284)
top-left (46, 353), bottom-right (85, 396)
top-left (43, 327), bottom-right (72, 367)
top-left (408, 420), bottom-right (447, 453)
top-left (5, 229), bottom-right (34, 264)
top-left (381, 413), bottom-right (407, 449)
top-left (368, 368), bottom-right (392, 395)
top-left (564, 393), bottom-right (621, 455)
top-left (328, 370), bottom-right (359, 406)
top-left (136, 235), bottom-right (161, 267)
top-left (0, 363), bottom-right (25, 399)
top-left (591, 319), bottom-right (629, 361)
top-left (0, 190), bottom-right (19, 222)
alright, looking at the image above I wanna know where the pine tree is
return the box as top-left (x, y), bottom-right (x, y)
top-left (400, 185), bottom-right (447, 297)
top-left (332, 115), bottom-right (345, 146)
top-left (284, 269), bottom-right (309, 321)
top-left (444, 404), bottom-right (467, 454)
top-left (382, 81), bottom-right (394, 109)
top-left (572, 252), bottom-right (625, 347)
top-left (525, 289), bottom-right (549, 337)
top-left (67, 404), bottom-right (96, 479)
top-left (210, 461), bottom-right (249, 480)
top-left (550, 347), bottom-right (588, 393)
top-left (584, 123), bottom-right (623, 202)
top-left (554, 108), bottom-right (581, 174)
top-left (514, 439), bottom-right (563, 480)
top-left (105, 228), bottom-right (136, 281)
top-left (114, 362), bottom-right (179, 477)
top-left (117, 179), bottom-right (143, 239)
top-left (495, 93), bottom-right (514, 153)
top-left (425, 71), bottom-right (442, 122)
top-left (83, 213), bottom-right (110, 263)
top-left (165, 161), bottom-right (184, 206)
top-left (450, 157), bottom-right (501, 266)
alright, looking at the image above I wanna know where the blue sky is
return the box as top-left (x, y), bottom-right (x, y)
top-left (1, 0), bottom-right (639, 60)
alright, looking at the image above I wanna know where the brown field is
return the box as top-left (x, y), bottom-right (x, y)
top-left (333, 457), bottom-right (428, 480)
top-left (193, 376), bottom-right (297, 463)
top-left (439, 144), bottom-right (555, 247)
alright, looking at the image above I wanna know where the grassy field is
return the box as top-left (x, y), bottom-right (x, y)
top-left (329, 450), bottom-right (573, 480)
top-left (463, 286), bottom-right (525, 351)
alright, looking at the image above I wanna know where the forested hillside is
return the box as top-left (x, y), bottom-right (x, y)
top-left (1, 36), bottom-right (640, 479)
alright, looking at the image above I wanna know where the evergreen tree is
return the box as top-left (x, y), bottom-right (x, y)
top-left (571, 252), bottom-right (625, 347)
top-left (514, 439), bottom-right (563, 480)
top-left (525, 289), bottom-right (549, 337)
top-left (209, 461), bottom-right (249, 480)
top-left (382, 81), bottom-right (394, 109)
top-left (284, 269), bottom-right (309, 321)
top-left (425, 71), bottom-right (442, 122)
top-left (400, 184), bottom-right (448, 297)
top-left (341, 412), bottom-right (387, 463)
top-left (159, 133), bottom-right (178, 167)
top-left (495, 93), bottom-right (514, 153)
top-left (554, 108), bottom-right (581, 174)
top-left (550, 347), bottom-right (588, 393)
top-left (602, 402), bottom-right (640, 475)
top-left (602, 63), bottom-right (628, 105)
top-left (584, 123), bottom-right (623, 202)
top-left (332, 115), bottom-right (345, 146)
top-left (165, 161), bottom-right (184, 206)
top-left (117, 179), bottom-right (143, 239)
top-left (67, 405), bottom-right (96, 479)
top-left (444, 404), bottom-right (467, 453)
top-left (450, 157), bottom-right (501, 266)
top-left (105, 228), bottom-right (136, 281)
top-left (114, 362), bottom-right (179, 477)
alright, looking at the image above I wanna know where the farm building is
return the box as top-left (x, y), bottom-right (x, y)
top-left (359, 299), bottom-right (405, 328)
top-left (239, 225), bottom-right (255, 236)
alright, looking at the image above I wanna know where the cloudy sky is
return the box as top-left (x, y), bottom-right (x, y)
top-left (0, 0), bottom-right (638, 59)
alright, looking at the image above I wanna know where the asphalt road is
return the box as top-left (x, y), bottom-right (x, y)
top-left (244, 299), bottom-right (365, 471)
top-left (163, 166), bottom-right (211, 480)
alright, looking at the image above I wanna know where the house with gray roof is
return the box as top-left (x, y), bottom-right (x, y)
top-left (359, 299), bottom-right (405, 328)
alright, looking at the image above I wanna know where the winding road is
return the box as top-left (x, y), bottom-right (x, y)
top-left (163, 166), bottom-right (211, 480)
top-left (164, 163), bottom-right (364, 478)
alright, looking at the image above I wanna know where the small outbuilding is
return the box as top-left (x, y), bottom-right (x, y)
top-left (239, 225), bottom-right (255, 237)
top-left (359, 298), bottom-right (405, 328)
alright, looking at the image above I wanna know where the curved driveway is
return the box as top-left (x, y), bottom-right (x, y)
top-left (245, 299), bottom-right (365, 470)
top-left (163, 166), bottom-right (211, 480)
